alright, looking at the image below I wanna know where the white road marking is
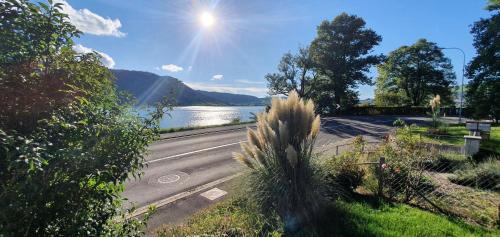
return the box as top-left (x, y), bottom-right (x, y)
top-left (146, 141), bottom-right (245, 164)
top-left (200, 188), bottom-right (228, 201)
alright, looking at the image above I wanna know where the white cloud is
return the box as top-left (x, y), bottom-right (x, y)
top-left (72, 44), bottom-right (115, 68)
top-left (212, 74), bottom-right (223, 80)
top-left (185, 82), bottom-right (268, 97)
top-left (161, 64), bottom-right (184, 72)
top-left (54, 0), bottom-right (125, 37)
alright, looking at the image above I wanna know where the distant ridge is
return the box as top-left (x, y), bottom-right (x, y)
top-left (112, 69), bottom-right (266, 106)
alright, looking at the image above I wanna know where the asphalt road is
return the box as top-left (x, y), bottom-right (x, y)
top-left (122, 115), bottom-right (449, 232)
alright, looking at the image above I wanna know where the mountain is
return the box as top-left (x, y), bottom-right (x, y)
top-left (196, 90), bottom-right (263, 106)
top-left (112, 69), bottom-right (265, 106)
top-left (358, 98), bottom-right (374, 106)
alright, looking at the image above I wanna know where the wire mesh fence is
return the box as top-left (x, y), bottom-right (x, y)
top-left (375, 152), bottom-right (499, 227)
top-left (319, 136), bottom-right (499, 228)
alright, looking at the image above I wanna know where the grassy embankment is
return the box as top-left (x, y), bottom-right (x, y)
top-left (158, 120), bottom-right (255, 134)
top-left (156, 187), bottom-right (499, 237)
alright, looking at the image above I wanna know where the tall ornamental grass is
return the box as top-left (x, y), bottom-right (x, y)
top-left (429, 94), bottom-right (441, 129)
top-left (233, 91), bottom-right (321, 232)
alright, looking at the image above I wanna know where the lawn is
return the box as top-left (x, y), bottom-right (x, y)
top-left (411, 124), bottom-right (500, 154)
top-left (155, 195), bottom-right (499, 237)
top-left (316, 200), bottom-right (498, 237)
top-left (482, 125), bottom-right (500, 154)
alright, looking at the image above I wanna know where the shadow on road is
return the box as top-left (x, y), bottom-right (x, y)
top-left (320, 116), bottom-right (432, 138)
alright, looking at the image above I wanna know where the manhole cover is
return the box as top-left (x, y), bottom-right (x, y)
top-left (157, 174), bottom-right (181, 184)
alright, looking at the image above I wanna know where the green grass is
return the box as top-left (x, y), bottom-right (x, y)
top-left (411, 124), bottom-right (500, 154)
top-left (304, 200), bottom-right (499, 237)
top-left (155, 196), bottom-right (499, 237)
top-left (482, 125), bottom-right (500, 154)
top-left (428, 152), bottom-right (469, 172)
top-left (411, 125), bottom-right (468, 146)
top-left (450, 158), bottom-right (500, 191)
top-left (158, 120), bottom-right (255, 134)
top-left (155, 197), bottom-right (282, 236)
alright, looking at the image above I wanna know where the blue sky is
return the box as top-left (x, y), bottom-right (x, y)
top-left (59, 0), bottom-right (493, 98)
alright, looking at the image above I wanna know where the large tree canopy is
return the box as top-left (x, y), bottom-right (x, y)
top-left (466, 2), bottom-right (500, 121)
top-left (309, 13), bottom-right (383, 112)
top-left (265, 46), bottom-right (316, 98)
top-left (374, 39), bottom-right (456, 106)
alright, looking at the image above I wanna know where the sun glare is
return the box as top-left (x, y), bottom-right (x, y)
top-left (200, 11), bottom-right (215, 27)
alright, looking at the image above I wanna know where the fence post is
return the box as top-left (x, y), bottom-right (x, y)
top-left (377, 157), bottom-right (385, 197)
top-left (336, 145), bottom-right (339, 156)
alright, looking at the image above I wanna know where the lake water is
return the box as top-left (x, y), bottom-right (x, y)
top-left (141, 106), bottom-right (265, 129)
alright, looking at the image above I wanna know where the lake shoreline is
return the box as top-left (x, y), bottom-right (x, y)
top-left (158, 120), bottom-right (255, 134)
top-left (139, 106), bottom-right (264, 129)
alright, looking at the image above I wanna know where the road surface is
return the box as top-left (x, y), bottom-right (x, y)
top-left (122, 116), bottom-right (447, 232)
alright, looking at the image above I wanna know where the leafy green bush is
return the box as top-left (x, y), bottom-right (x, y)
top-left (231, 117), bottom-right (241, 124)
top-left (378, 127), bottom-right (437, 202)
top-left (393, 118), bottom-right (406, 127)
top-left (320, 136), bottom-right (366, 195)
top-left (0, 1), bottom-right (166, 235)
top-left (449, 158), bottom-right (500, 191)
top-left (233, 91), bottom-right (321, 233)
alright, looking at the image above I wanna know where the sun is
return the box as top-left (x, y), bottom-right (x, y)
top-left (200, 11), bottom-right (215, 27)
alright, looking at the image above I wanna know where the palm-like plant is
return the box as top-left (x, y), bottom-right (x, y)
top-left (233, 91), bottom-right (320, 232)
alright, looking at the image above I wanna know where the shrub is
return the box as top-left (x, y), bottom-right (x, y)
top-left (321, 136), bottom-right (366, 195)
top-left (378, 127), bottom-right (437, 202)
top-left (231, 117), bottom-right (241, 124)
top-left (393, 118), bottom-right (406, 127)
top-left (449, 158), bottom-right (500, 191)
top-left (0, 1), bottom-right (166, 235)
top-left (233, 91), bottom-right (321, 233)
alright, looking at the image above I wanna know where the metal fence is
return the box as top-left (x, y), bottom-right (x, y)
top-left (352, 146), bottom-right (497, 228)
top-left (370, 155), bottom-right (499, 228)
top-left (323, 137), bottom-right (498, 228)
top-left (329, 135), bottom-right (464, 156)
top-left (332, 141), bottom-right (381, 156)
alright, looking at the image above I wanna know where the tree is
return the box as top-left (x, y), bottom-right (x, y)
top-left (466, 2), bottom-right (500, 122)
top-left (374, 39), bottom-right (456, 106)
top-left (486, 0), bottom-right (500, 11)
top-left (309, 13), bottom-right (383, 112)
top-left (0, 0), bottom-right (81, 133)
top-left (265, 46), bottom-right (316, 98)
top-left (0, 1), bottom-right (166, 235)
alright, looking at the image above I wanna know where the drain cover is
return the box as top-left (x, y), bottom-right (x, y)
top-left (200, 188), bottom-right (227, 200)
top-left (157, 174), bottom-right (181, 184)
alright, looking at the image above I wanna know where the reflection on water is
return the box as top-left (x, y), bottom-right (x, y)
top-left (141, 106), bottom-right (265, 129)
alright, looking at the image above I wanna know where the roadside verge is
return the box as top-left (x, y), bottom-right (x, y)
top-left (158, 123), bottom-right (256, 140)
